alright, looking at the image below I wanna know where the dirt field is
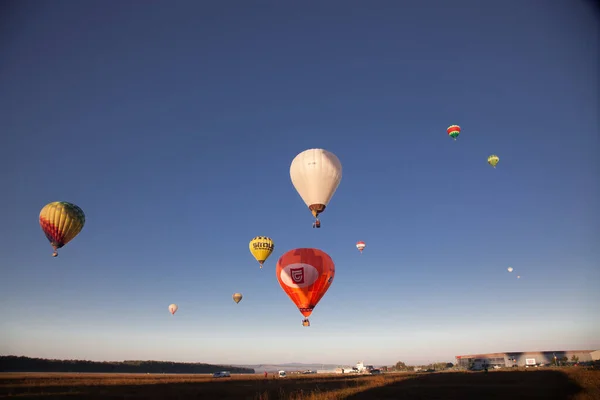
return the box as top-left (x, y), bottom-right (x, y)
top-left (1, 368), bottom-right (598, 399)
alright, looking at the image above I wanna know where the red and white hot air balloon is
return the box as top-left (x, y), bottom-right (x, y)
top-left (168, 304), bottom-right (178, 315)
top-left (356, 241), bottom-right (366, 254)
top-left (276, 248), bottom-right (335, 327)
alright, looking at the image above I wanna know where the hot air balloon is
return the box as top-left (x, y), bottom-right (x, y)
top-left (508, 267), bottom-right (513, 272)
top-left (169, 304), bottom-right (178, 315)
top-left (276, 248), bottom-right (335, 327)
top-left (488, 154), bottom-right (500, 168)
top-left (233, 293), bottom-right (243, 304)
top-left (356, 241), bottom-right (366, 254)
top-left (517, 275), bottom-right (521, 279)
top-left (249, 236), bottom-right (274, 269)
top-left (290, 149), bottom-right (342, 228)
top-left (447, 125), bottom-right (461, 141)
top-left (39, 202), bottom-right (86, 257)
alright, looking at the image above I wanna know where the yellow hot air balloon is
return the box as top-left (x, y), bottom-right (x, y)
top-left (290, 148), bottom-right (342, 228)
top-left (249, 236), bottom-right (274, 268)
top-left (233, 293), bottom-right (243, 304)
top-left (488, 154), bottom-right (500, 168)
top-left (39, 202), bottom-right (86, 257)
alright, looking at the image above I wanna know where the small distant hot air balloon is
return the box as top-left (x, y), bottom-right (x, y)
top-left (508, 267), bottom-right (513, 272)
top-left (233, 293), bottom-right (243, 304)
top-left (517, 275), bottom-right (521, 279)
top-left (249, 236), bottom-right (274, 269)
top-left (447, 125), bottom-right (461, 141)
top-left (290, 149), bottom-right (342, 228)
top-left (488, 154), bottom-right (500, 168)
top-left (356, 241), bottom-right (366, 254)
top-left (169, 304), bottom-right (178, 315)
top-left (39, 202), bottom-right (85, 257)
top-left (276, 248), bottom-right (335, 327)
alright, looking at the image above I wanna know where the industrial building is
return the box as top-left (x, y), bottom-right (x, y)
top-left (455, 350), bottom-right (598, 369)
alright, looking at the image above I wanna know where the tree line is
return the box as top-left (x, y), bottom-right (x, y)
top-left (0, 356), bottom-right (255, 374)
top-left (393, 361), bottom-right (454, 371)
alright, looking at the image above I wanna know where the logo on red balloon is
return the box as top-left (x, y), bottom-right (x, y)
top-left (280, 263), bottom-right (319, 288)
top-left (290, 267), bottom-right (305, 284)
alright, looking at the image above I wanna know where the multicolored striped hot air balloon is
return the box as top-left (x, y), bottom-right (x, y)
top-left (39, 202), bottom-right (85, 257)
top-left (447, 125), bottom-right (461, 141)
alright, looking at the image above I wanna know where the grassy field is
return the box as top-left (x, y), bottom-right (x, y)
top-left (0, 368), bottom-right (598, 399)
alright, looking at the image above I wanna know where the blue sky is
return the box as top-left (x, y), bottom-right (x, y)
top-left (0, 0), bottom-right (598, 366)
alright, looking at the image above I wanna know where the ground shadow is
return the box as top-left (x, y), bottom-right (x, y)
top-left (345, 370), bottom-right (582, 400)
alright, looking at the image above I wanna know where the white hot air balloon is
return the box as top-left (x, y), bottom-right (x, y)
top-left (290, 148), bottom-right (342, 228)
top-left (169, 304), bottom-right (178, 315)
top-left (507, 267), bottom-right (513, 272)
top-left (517, 275), bottom-right (521, 279)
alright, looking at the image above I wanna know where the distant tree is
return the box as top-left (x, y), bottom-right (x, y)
top-left (446, 363), bottom-right (454, 369)
top-left (395, 361), bottom-right (408, 371)
top-left (560, 356), bottom-right (569, 365)
top-left (571, 355), bottom-right (579, 364)
top-left (0, 356), bottom-right (255, 374)
top-left (433, 362), bottom-right (449, 370)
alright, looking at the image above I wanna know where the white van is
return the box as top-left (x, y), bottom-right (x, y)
top-left (278, 370), bottom-right (287, 378)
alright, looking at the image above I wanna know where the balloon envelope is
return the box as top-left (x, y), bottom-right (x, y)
top-left (507, 267), bottom-right (513, 272)
top-left (356, 241), bottom-right (366, 253)
top-left (276, 248), bottom-right (335, 319)
top-left (447, 125), bottom-right (461, 140)
top-left (488, 154), bottom-right (500, 168)
top-left (233, 293), bottom-right (243, 304)
top-left (249, 236), bottom-right (274, 268)
top-left (39, 202), bottom-right (85, 256)
top-left (290, 149), bottom-right (342, 219)
top-left (169, 304), bottom-right (178, 315)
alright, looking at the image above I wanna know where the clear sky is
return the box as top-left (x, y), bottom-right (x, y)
top-left (1, 0), bottom-right (598, 367)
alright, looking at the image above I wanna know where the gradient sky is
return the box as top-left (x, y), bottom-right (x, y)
top-left (1, 0), bottom-right (598, 367)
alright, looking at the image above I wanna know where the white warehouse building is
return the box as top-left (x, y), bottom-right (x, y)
top-left (455, 350), bottom-right (597, 369)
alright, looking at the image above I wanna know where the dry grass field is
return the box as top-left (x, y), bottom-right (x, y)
top-left (0, 368), bottom-right (598, 399)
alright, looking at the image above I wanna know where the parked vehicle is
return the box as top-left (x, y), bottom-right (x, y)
top-left (213, 371), bottom-right (231, 378)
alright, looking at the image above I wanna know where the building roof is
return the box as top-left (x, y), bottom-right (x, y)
top-left (455, 350), bottom-right (596, 359)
